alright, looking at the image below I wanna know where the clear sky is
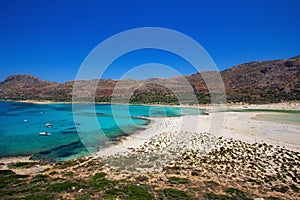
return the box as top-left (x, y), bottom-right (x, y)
top-left (0, 0), bottom-right (299, 83)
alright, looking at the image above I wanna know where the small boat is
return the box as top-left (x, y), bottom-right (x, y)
top-left (39, 131), bottom-right (51, 136)
top-left (24, 119), bottom-right (28, 123)
top-left (203, 112), bottom-right (209, 115)
top-left (45, 123), bottom-right (53, 128)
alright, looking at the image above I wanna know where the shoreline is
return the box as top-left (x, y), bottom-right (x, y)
top-left (96, 102), bottom-right (300, 156)
top-left (96, 117), bottom-right (173, 156)
top-left (1, 101), bottom-right (299, 163)
top-left (2, 99), bottom-right (300, 110)
top-left (97, 105), bottom-right (300, 157)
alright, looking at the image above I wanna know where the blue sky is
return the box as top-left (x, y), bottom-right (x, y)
top-left (0, 0), bottom-right (299, 83)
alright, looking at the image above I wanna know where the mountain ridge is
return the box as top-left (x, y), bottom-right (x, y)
top-left (1, 55), bottom-right (299, 104)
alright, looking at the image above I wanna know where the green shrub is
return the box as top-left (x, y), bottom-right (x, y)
top-left (8, 162), bottom-right (39, 169)
top-left (159, 188), bottom-right (193, 200)
top-left (225, 188), bottom-right (245, 196)
top-left (18, 194), bottom-right (53, 200)
top-left (123, 185), bottom-right (153, 200)
top-left (32, 174), bottom-right (49, 181)
top-left (205, 180), bottom-right (220, 187)
top-left (0, 178), bottom-right (8, 188)
top-left (204, 193), bottom-right (234, 200)
top-left (75, 195), bottom-right (91, 200)
top-left (271, 186), bottom-right (289, 193)
top-left (50, 181), bottom-right (77, 192)
top-left (88, 173), bottom-right (116, 190)
top-left (191, 171), bottom-right (200, 176)
top-left (290, 183), bottom-right (299, 192)
top-left (92, 172), bottom-right (107, 180)
top-left (102, 188), bottom-right (120, 199)
top-left (168, 177), bottom-right (190, 184)
top-left (49, 171), bottom-right (57, 175)
top-left (63, 171), bottom-right (74, 177)
top-left (0, 170), bottom-right (15, 175)
top-left (135, 175), bottom-right (149, 182)
top-left (92, 179), bottom-right (116, 190)
top-left (102, 185), bottom-right (153, 200)
top-left (13, 174), bottom-right (30, 179)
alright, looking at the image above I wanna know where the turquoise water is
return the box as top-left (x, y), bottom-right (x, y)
top-left (226, 109), bottom-right (300, 125)
top-left (226, 108), bottom-right (300, 114)
top-left (0, 102), bottom-right (203, 161)
top-left (252, 113), bottom-right (300, 126)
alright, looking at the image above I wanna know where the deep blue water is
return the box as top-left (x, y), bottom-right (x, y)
top-left (0, 102), bottom-right (203, 161)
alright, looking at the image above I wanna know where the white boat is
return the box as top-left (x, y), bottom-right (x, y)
top-left (39, 131), bottom-right (51, 136)
top-left (45, 123), bottom-right (53, 128)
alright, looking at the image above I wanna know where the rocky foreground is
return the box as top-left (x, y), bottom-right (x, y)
top-left (0, 130), bottom-right (299, 200)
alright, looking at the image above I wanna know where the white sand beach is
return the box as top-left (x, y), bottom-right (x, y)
top-left (97, 103), bottom-right (300, 157)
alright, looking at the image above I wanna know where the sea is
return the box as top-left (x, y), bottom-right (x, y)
top-left (0, 102), bottom-right (203, 161)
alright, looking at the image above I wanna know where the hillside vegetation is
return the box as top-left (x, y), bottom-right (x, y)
top-left (0, 56), bottom-right (299, 104)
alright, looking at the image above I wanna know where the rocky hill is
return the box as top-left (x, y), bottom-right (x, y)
top-left (221, 55), bottom-right (300, 103)
top-left (0, 75), bottom-right (60, 100)
top-left (0, 55), bottom-right (299, 104)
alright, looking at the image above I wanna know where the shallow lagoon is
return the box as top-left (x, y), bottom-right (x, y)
top-left (0, 102), bottom-right (203, 161)
top-left (227, 108), bottom-right (300, 126)
top-left (252, 113), bottom-right (300, 126)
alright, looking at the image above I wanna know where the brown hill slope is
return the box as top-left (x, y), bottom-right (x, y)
top-left (0, 56), bottom-right (299, 104)
top-left (0, 74), bottom-right (60, 100)
top-left (221, 55), bottom-right (300, 103)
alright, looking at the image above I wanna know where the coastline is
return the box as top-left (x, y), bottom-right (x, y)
top-left (1, 101), bottom-right (299, 161)
top-left (96, 117), bottom-right (175, 156)
top-left (97, 101), bottom-right (300, 157)
top-left (3, 99), bottom-right (300, 110)
top-left (1, 101), bottom-right (300, 199)
top-left (97, 110), bottom-right (300, 158)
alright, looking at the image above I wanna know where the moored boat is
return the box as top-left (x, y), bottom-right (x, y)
top-left (39, 131), bottom-right (51, 136)
top-left (45, 123), bottom-right (53, 128)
